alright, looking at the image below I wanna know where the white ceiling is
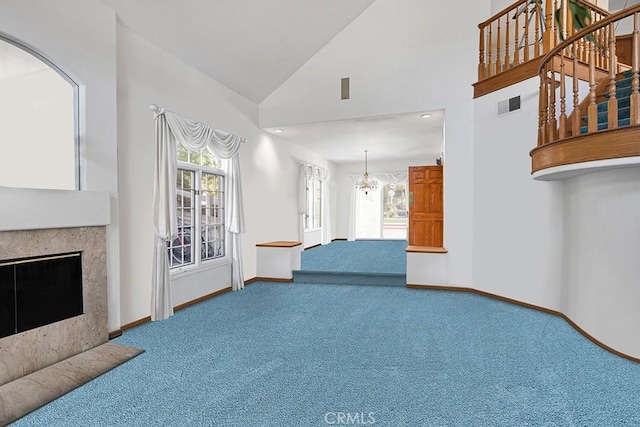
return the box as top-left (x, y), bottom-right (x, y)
top-left (98, 0), bottom-right (375, 103)
top-left (266, 111), bottom-right (444, 164)
top-left (98, 1), bottom-right (442, 163)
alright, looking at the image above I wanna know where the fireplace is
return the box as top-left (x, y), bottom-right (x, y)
top-left (0, 252), bottom-right (83, 339)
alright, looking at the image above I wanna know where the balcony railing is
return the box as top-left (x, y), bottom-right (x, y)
top-left (531, 4), bottom-right (640, 176)
top-left (475, 0), bottom-right (608, 97)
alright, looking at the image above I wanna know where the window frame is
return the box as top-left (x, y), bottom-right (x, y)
top-left (169, 159), bottom-right (230, 276)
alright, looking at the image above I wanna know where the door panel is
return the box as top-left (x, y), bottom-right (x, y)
top-left (408, 166), bottom-right (443, 247)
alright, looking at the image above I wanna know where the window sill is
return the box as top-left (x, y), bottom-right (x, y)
top-left (170, 257), bottom-right (231, 279)
top-left (304, 228), bottom-right (322, 232)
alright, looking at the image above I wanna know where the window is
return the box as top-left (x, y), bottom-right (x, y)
top-left (355, 182), bottom-right (407, 239)
top-left (305, 178), bottom-right (322, 230)
top-left (168, 143), bottom-right (225, 269)
top-left (0, 37), bottom-right (78, 190)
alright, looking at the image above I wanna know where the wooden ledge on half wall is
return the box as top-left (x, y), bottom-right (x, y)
top-left (405, 246), bottom-right (448, 254)
top-left (255, 241), bottom-right (302, 248)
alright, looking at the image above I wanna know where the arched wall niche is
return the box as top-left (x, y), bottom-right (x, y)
top-left (0, 35), bottom-right (79, 190)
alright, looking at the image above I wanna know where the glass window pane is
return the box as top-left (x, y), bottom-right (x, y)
top-left (202, 148), bottom-right (215, 167)
top-left (382, 183), bottom-right (408, 239)
top-left (177, 143), bottom-right (188, 162)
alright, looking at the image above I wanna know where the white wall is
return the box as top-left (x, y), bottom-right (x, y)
top-left (562, 167), bottom-right (640, 356)
top-left (116, 25), bottom-right (335, 325)
top-left (261, 0), bottom-right (488, 287)
top-left (473, 78), bottom-right (565, 311)
top-left (0, 0), bottom-right (121, 332)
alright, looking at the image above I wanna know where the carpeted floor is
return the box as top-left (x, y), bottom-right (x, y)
top-left (301, 240), bottom-right (407, 274)
top-left (13, 282), bottom-right (640, 426)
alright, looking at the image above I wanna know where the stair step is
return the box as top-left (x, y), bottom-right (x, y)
top-left (607, 85), bottom-right (632, 99)
top-left (292, 270), bottom-right (406, 287)
top-left (585, 106), bottom-right (631, 124)
top-left (597, 96), bottom-right (630, 112)
top-left (580, 117), bottom-right (631, 134)
top-left (615, 77), bottom-right (633, 89)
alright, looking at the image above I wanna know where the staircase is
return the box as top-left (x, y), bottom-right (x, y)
top-left (582, 70), bottom-right (634, 134)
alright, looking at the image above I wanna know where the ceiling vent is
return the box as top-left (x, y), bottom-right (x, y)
top-left (498, 95), bottom-right (521, 116)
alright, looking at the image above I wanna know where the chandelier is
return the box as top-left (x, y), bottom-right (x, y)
top-left (356, 150), bottom-right (378, 195)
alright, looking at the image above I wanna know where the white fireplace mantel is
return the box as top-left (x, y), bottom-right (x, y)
top-left (0, 187), bottom-right (111, 231)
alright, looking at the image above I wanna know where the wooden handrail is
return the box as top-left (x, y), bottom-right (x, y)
top-left (478, 0), bottom-right (609, 83)
top-left (479, 0), bottom-right (609, 28)
top-left (538, 4), bottom-right (640, 72)
top-left (537, 4), bottom-right (640, 148)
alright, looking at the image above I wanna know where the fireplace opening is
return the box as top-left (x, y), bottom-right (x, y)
top-left (0, 252), bottom-right (83, 339)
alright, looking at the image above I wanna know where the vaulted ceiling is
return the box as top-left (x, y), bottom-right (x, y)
top-left (98, 0), bottom-right (375, 103)
top-left (98, 0), bottom-right (444, 164)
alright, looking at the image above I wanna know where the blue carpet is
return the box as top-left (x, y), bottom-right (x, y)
top-left (13, 282), bottom-right (640, 426)
top-left (301, 240), bottom-right (407, 274)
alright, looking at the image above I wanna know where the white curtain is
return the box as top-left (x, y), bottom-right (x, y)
top-left (318, 168), bottom-right (332, 245)
top-left (297, 163), bottom-right (311, 242)
top-left (297, 161), bottom-right (331, 245)
top-left (151, 105), bottom-right (246, 321)
top-left (347, 171), bottom-right (408, 241)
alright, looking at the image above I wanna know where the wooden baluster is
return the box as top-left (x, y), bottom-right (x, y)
top-left (514, 7), bottom-right (520, 65)
top-left (505, 16), bottom-right (511, 70)
top-left (572, 43), bottom-right (581, 136)
top-left (588, 43), bottom-right (598, 133)
top-left (553, 0), bottom-right (559, 52)
top-left (548, 71), bottom-right (557, 142)
top-left (631, 12), bottom-right (640, 125)
top-left (601, 22), bottom-right (608, 71)
top-left (543, 0), bottom-right (554, 53)
top-left (560, 0), bottom-right (568, 43)
top-left (608, 23), bottom-right (618, 129)
top-left (559, 52), bottom-right (567, 139)
top-left (496, 17), bottom-right (502, 73)
top-left (479, 26), bottom-right (486, 80)
top-left (534, 1), bottom-right (541, 57)
top-left (488, 24), bottom-right (494, 77)
top-left (597, 27), bottom-right (604, 69)
top-left (569, 1), bottom-right (576, 35)
top-left (524, 2), bottom-right (530, 62)
top-left (539, 69), bottom-right (548, 145)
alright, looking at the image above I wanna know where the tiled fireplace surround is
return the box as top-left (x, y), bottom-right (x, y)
top-left (0, 189), bottom-right (142, 424)
top-left (0, 226), bottom-right (109, 386)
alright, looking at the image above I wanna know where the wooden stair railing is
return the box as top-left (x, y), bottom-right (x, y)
top-left (531, 4), bottom-right (640, 175)
top-left (475, 0), bottom-right (609, 98)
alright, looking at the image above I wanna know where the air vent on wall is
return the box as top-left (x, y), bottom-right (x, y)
top-left (497, 95), bottom-right (521, 115)
top-left (341, 77), bottom-right (350, 100)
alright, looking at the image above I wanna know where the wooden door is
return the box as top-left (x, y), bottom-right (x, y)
top-left (408, 166), bottom-right (443, 247)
